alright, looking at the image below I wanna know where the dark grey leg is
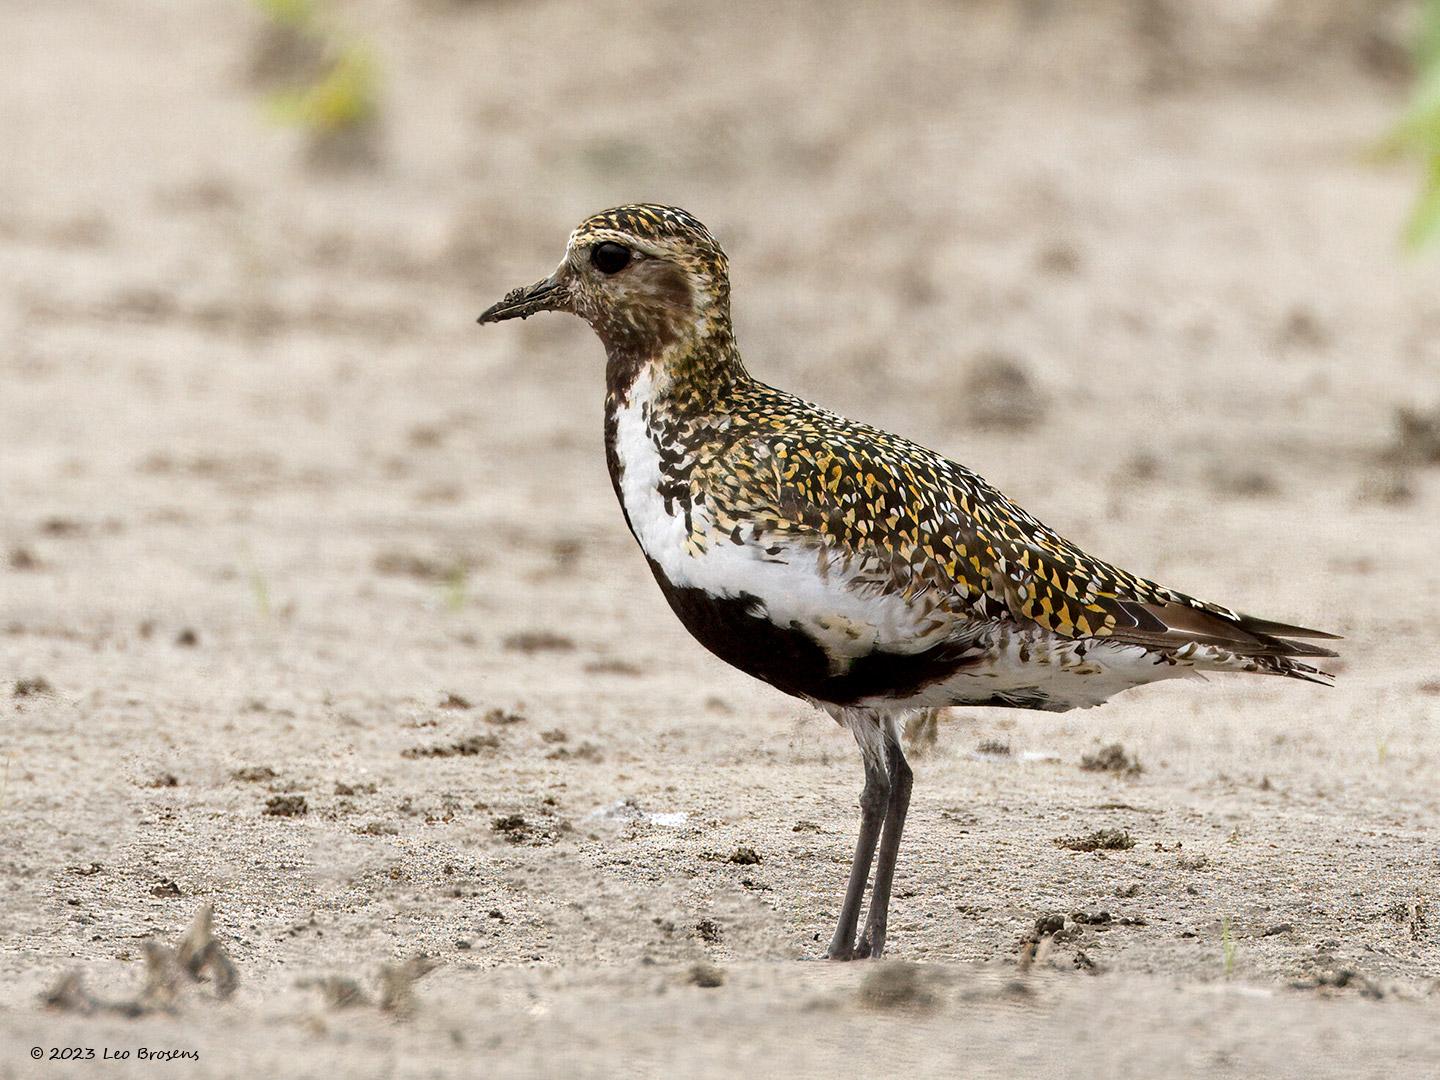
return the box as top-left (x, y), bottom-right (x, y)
top-left (856, 736), bottom-right (913, 959)
top-left (825, 754), bottom-right (890, 961)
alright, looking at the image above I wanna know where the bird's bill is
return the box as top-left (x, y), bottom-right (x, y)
top-left (476, 269), bottom-right (570, 325)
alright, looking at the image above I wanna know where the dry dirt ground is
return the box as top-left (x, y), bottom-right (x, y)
top-left (3, 2), bottom-right (1440, 1077)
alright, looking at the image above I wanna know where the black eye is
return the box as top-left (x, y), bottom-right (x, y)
top-left (590, 242), bottom-right (632, 275)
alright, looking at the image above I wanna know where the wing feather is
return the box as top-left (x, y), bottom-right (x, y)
top-left (705, 385), bottom-right (1339, 680)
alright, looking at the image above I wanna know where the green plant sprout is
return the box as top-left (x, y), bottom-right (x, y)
top-left (253, 0), bottom-right (379, 138)
top-left (248, 562), bottom-right (272, 619)
top-left (1384, 0), bottom-right (1440, 249)
top-left (241, 544), bottom-right (272, 619)
top-left (255, 0), bottom-right (317, 28)
top-left (1221, 917), bottom-right (1236, 976)
top-left (267, 44), bottom-right (378, 133)
top-left (442, 565), bottom-right (469, 613)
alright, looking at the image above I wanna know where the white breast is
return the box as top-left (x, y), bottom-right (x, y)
top-left (609, 373), bottom-right (946, 666)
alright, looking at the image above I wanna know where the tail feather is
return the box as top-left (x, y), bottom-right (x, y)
top-left (1110, 600), bottom-right (1340, 682)
top-left (1252, 655), bottom-right (1335, 687)
top-left (1231, 613), bottom-right (1342, 643)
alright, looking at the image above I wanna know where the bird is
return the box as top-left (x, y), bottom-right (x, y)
top-left (477, 203), bottom-right (1338, 961)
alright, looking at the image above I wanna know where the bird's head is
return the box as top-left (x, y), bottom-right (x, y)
top-left (478, 204), bottom-right (731, 356)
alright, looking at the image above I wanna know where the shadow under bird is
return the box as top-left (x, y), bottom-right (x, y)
top-left (478, 203), bottom-right (1338, 961)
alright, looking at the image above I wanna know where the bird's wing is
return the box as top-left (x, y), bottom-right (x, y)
top-left (712, 393), bottom-right (1336, 664)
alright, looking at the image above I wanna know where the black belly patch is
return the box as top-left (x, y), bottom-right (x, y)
top-left (646, 559), bottom-right (984, 705)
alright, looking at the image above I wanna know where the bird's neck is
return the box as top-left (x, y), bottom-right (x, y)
top-left (603, 308), bottom-right (749, 417)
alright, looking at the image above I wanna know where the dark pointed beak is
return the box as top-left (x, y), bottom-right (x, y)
top-left (477, 269), bottom-right (570, 325)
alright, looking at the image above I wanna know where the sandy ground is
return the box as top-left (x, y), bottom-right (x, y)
top-left (3, 1), bottom-right (1439, 1077)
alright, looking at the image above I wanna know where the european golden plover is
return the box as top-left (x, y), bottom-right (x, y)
top-left (478, 204), bottom-right (1337, 960)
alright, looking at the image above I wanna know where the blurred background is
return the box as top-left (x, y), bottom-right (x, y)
top-left (3, 2), bottom-right (1440, 1071)
top-left (5, 0), bottom-right (1436, 709)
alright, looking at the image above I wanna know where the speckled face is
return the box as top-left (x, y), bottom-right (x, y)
top-left (478, 204), bottom-right (731, 362)
top-left (561, 205), bottom-right (730, 354)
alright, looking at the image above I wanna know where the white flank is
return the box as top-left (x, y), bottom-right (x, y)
top-left (867, 636), bottom-right (1198, 711)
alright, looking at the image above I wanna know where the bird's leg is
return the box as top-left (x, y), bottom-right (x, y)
top-left (825, 753), bottom-right (890, 961)
top-left (856, 732), bottom-right (913, 960)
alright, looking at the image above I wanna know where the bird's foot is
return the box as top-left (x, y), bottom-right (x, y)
top-left (857, 926), bottom-right (885, 960)
top-left (825, 937), bottom-right (885, 962)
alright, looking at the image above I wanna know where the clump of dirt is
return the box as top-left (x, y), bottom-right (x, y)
top-left (547, 741), bottom-right (603, 762)
top-left (334, 780), bottom-right (378, 796)
top-left (694, 918), bottom-right (722, 944)
top-left (175, 905), bottom-right (238, 996)
top-left (233, 765), bottom-right (278, 782)
top-left (303, 123), bottom-right (383, 175)
top-left (1080, 743), bottom-right (1143, 777)
top-left (1381, 899), bottom-right (1429, 941)
top-left (1073, 949), bottom-right (1100, 973)
top-left (39, 516), bottom-right (86, 536)
top-left (1291, 968), bottom-right (1387, 1000)
top-left (373, 549), bottom-right (467, 581)
top-left (1056, 829), bottom-right (1136, 852)
top-left (438, 692), bottom-right (471, 710)
top-left (1033, 912), bottom-right (1068, 938)
top-left (857, 962), bottom-right (938, 1011)
top-left (491, 813), bottom-right (568, 845)
top-left (1382, 404), bottom-right (1440, 466)
top-left (964, 352), bottom-right (1046, 432)
top-left (491, 814), bottom-right (531, 842)
top-left (8, 546), bottom-right (42, 571)
top-left (264, 794), bottom-right (308, 817)
top-left (150, 879), bottom-right (183, 898)
top-left (1275, 306), bottom-right (1330, 350)
top-left (1018, 913), bottom-right (1069, 969)
top-left (402, 733), bottom-right (501, 758)
top-left (1206, 465), bottom-right (1281, 499)
top-left (1356, 469), bottom-right (1416, 506)
top-left (728, 846), bottom-right (762, 865)
top-left (246, 6), bottom-right (326, 89)
top-left (42, 905), bottom-right (237, 1016)
top-left (503, 631), bottom-right (576, 654)
top-left (41, 972), bottom-right (99, 1015)
top-left (1036, 240), bottom-right (1082, 276)
top-left (13, 676), bottom-right (53, 698)
top-left (377, 956), bottom-right (437, 1015)
top-left (1018, 908), bottom-right (1144, 969)
top-left (687, 961), bottom-right (725, 988)
top-left (297, 975), bottom-right (370, 1009)
top-left (1070, 909), bottom-right (1133, 926)
top-left (584, 659), bottom-right (644, 675)
top-left (484, 708), bottom-right (525, 725)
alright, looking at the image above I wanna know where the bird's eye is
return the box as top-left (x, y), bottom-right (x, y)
top-left (590, 242), bottom-right (632, 275)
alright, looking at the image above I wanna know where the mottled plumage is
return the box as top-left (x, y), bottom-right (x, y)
top-left (479, 203), bottom-right (1337, 960)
